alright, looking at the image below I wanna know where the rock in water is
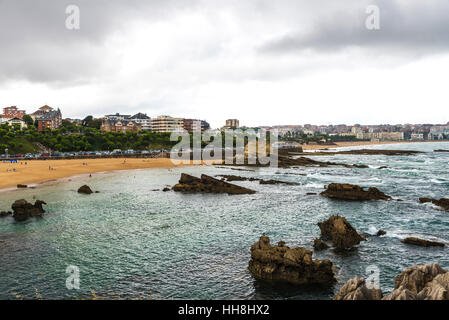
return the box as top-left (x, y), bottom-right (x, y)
top-left (320, 183), bottom-right (392, 201)
top-left (401, 237), bottom-right (445, 247)
top-left (376, 230), bottom-right (387, 236)
top-left (383, 264), bottom-right (448, 300)
top-left (334, 277), bottom-right (383, 300)
top-left (313, 238), bottom-right (329, 251)
top-left (317, 216), bottom-right (366, 249)
top-left (0, 211), bottom-right (12, 217)
top-left (78, 185), bottom-right (93, 194)
top-left (419, 197), bottom-right (449, 211)
top-left (172, 173), bottom-right (256, 195)
top-left (17, 184), bottom-right (28, 188)
top-left (248, 235), bottom-right (336, 285)
top-left (11, 199), bottom-right (47, 222)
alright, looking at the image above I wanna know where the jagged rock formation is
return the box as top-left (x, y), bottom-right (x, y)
top-left (317, 216), bottom-right (366, 249)
top-left (335, 264), bottom-right (449, 300)
top-left (401, 237), bottom-right (445, 247)
top-left (320, 183), bottom-right (392, 201)
top-left (248, 235), bottom-right (336, 285)
top-left (11, 199), bottom-right (47, 222)
top-left (78, 185), bottom-right (94, 194)
top-left (313, 238), bottom-right (329, 251)
top-left (173, 173), bottom-right (256, 195)
top-left (334, 277), bottom-right (383, 300)
top-left (383, 264), bottom-right (449, 300)
top-left (419, 197), bottom-right (449, 211)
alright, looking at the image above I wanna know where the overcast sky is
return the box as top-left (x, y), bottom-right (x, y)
top-left (0, 0), bottom-right (448, 128)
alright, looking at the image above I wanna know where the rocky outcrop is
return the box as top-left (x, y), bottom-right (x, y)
top-left (376, 230), bottom-right (387, 236)
top-left (302, 149), bottom-right (422, 156)
top-left (248, 235), bottom-right (336, 285)
top-left (401, 237), bottom-right (445, 247)
top-left (173, 173), bottom-right (256, 195)
top-left (317, 216), bottom-right (366, 249)
top-left (17, 184), bottom-right (28, 188)
top-left (0, 211), bottom-right (12, 217)
top-left (334, 277), bottom-right (383, 300)
top-left (162, 187), bottom-right (171, 192)
top-left (313, 238), bottom-right (329, 251)
top-left (78, 185), bottom-right (94, 194)
top-left (383, 264), bottom-right (448, 300)
top-left (11, 199), bottom-right (47, 222)
top-left (320, 183), bottom-right (392, 201)
top-left (434, 149), bottom-right (449, 153)
top-left (419, 197), bottom-right (449, 211)
top-left (217, 174), bottom-right (294, 185)
top-left (336, 264), bottom-right (449, 300)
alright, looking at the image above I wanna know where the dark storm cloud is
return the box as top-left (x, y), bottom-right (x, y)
top-left (0, 0), bottom-right (198, 85)
top-left (260, 0), bottom-right (449, 55)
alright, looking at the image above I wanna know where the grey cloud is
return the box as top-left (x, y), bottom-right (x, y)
top-left (0, 0), bottom-right (199, 85)
top-left (259, 0), bottom-right (449, 56)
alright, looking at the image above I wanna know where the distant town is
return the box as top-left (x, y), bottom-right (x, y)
top-left (1, 104), bottom-right (449, 144)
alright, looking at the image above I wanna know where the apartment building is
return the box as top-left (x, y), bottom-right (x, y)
top-left (1, 106), bottom-right (26, 120)
top-left (183, 119), bottom-right (210, 132)
top-left (151, 115), bottom-right (184, 132)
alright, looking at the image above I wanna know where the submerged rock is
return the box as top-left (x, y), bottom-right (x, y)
top-left (313, 238), bottom-right (329, 251)
top-left (320, 183), bottom-right (392, 201)
top-left (376, 230), bottom-right (387, 236)
top-left (172, 173), bottom-right (256, 195)
top-left (11, 199), bottom-right (47, 222)
top-left (162, 187), bottom-right (171, 192)
top-left (419, 197), bottom-right (449, 211)
top-left (248, 235), bottom-right (336, 285)
top-left (334, 277), bottom-right (383, 300)
top-left (401, 237), bottom-right (445, 247)
top-left (317, 216), bottom-right (366, 249)
top-left (78, 185), bottom-right (94, 195)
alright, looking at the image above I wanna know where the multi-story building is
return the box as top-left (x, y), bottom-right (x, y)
top-left (224, 119), bottom-right (240, 129)
top-left (183, 119), bottom-right (210, 132)
top-left (7, 117), bottom-right (27, 130)
top-left (101, 119), bottom-right (141, 133)
top-left (36, 108), bottom-right (63, 131)
top-left (356, 131), bottom-right (404, 141)
top-left (104, 113), bottom-right (131, 121)
top-left (130, 113), bottom-right (151, 130)
top-left (151, 116), bottom-right (184, 132)
top-left (410, 133), bottom-right (425, 141)
top-left (1, 106), bottom-right (26, 119)
top-left (30, 105), bottom-right (54, 120)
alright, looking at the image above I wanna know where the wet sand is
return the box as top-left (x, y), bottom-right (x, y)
top-left (0, 158), bottom-right (188, 190)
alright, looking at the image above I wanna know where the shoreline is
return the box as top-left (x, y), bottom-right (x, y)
top-left (0, 157), bottom-right (190, 192)
top-left (301, 140), bottom-right (443, 151)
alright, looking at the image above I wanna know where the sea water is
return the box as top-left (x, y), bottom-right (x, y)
top-left (0, 142), bottom-right (448, 299)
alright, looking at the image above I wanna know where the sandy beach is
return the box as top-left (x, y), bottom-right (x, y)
top-left (0, 158), bottom-right (187, 190)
